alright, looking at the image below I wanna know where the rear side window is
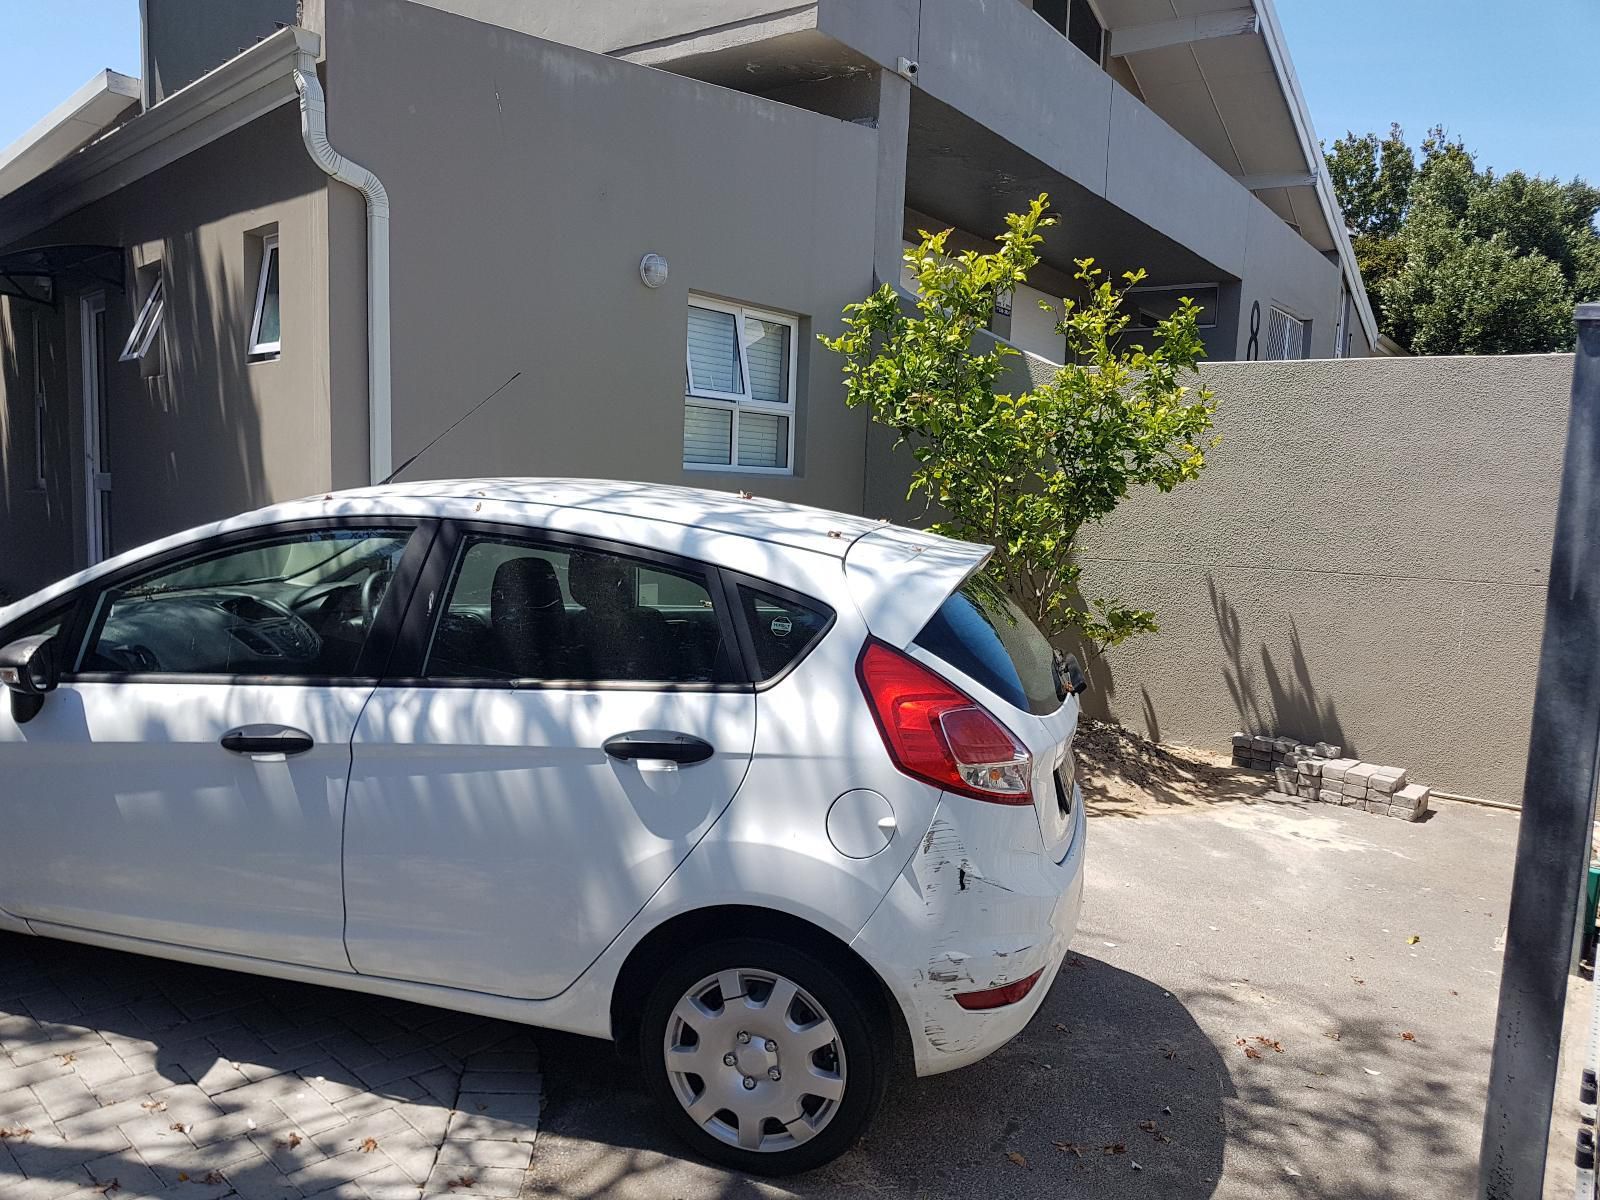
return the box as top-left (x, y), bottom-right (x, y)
top-left (737, 585), bottom-right (832, 682)
top-left (424, 535), bottom-right (735, 684)
top-left (914, 578), bottom-right (1061, 715)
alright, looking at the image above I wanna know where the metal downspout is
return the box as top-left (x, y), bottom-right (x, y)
top-left (292, 49), bottom-right (391, 484)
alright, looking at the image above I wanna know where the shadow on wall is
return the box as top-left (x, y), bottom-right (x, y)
top-left (1209, 578), bottom-right (1350, 752)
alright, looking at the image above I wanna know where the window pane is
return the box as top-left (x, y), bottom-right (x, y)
top-left (744, 319), bottom-right (790, 404)
top-left (1067, 0), bottom-right (1103, 62)
top-left (82, 530), bottom-right (411, 677)
top-left (737, 411), bottom-right (789, 470)
top-left (687, 306), bottom-right (741, 394)
top-left (684, 404), bottom-right (733, 465)
top-left (737, 585), bottom-right (832, 681)
top-left (119, 276), bottom-right (165, 362)
top-left (1034, 0), bottom-right (1068, 35)
top-left (255, 246), bottom-right (281, 348)
top-left (426, 537), bottom-right (730, 683)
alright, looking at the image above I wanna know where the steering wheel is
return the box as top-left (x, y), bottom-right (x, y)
top-left (358, 568), bottom-right (395, 629)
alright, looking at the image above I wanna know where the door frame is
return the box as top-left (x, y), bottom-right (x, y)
top-left (79, 291), bottom-right (109, 565)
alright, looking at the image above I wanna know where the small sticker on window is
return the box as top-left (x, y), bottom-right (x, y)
top-left (770, 614), bottom-right (793, 638)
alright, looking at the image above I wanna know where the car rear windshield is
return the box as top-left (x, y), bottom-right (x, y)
top-left (914, 577), bottom-right (1062, 715)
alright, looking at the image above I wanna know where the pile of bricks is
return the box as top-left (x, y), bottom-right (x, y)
top-left (1230, 732), bottom-right (1432, 822)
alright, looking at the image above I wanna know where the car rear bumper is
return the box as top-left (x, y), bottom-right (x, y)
top-left (850, 784), bottom-right (1087, 1076)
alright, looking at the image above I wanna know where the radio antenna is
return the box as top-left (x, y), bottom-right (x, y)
top-left (379, 370), bottom-right (523, 486)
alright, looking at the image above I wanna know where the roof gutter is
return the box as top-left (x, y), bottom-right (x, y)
top-left (292, 49), bottom-right (392, 485)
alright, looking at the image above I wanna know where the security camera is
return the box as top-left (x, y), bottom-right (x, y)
top-left (897, 56), bottom-right (919, 82)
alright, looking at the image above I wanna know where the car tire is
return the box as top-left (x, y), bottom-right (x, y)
top-left (639, 936), bottom-right (889, 1175)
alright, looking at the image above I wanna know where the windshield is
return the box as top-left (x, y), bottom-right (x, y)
top-left (914, 576), bottom-right (1062, 715)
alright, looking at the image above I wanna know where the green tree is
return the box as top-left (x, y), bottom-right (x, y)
top-left (821, 195), bottom-right (1216, 652)
top-left (1325, 125), bottom-right (1599, 354)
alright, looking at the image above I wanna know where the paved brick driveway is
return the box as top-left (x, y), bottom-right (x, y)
top-left (0, 933), bottom-right (543, 1200)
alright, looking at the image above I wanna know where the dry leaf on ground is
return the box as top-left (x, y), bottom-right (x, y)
top-left (359, 1137), bottom-right (379, 1153)
top-left (141, 1100), bottom-right (166, 1112)
top-left (1006, 1151), bottom-right (1029, 1169)
top-left (1400, 1031), bottom-right (1417, 1042)
top-left (275, 1132), bottom-right (303, 1150)
top-left (1055, 1141), bottom-right (1083, 1157)
top-left (169, 1122), bottom-right (188, 1134)
top-left (1407, 935), bottom-right (1421, 945)
top-left (446, 1177), bottom-right (477, 1192)
top-left (1103, 1143), bottom-right (1128, 1155)
top-left (0, 1127), bottom-right (33, 1140)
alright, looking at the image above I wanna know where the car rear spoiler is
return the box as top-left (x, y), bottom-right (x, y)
top-left (842, 525), bottom-right (992, 648)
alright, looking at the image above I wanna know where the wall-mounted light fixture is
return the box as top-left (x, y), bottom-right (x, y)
top-left (639, 253), bottom-right (669, 288)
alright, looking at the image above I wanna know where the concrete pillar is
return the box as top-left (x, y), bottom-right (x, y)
top-left (872, 69), bottom-right (911, 291)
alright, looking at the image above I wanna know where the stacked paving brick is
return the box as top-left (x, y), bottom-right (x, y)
top-left (1230, 732), bottom-right (1432, 822)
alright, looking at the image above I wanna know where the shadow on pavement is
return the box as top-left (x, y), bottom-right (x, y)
top-left (527, 954), bottom-right (1230, 1199)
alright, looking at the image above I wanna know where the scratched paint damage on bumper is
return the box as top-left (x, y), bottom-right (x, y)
top-left (851, 784), bottom-right (1087, 1075)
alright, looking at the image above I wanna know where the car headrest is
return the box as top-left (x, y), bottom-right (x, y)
top-left (490, 556), bottom-right (563, 621)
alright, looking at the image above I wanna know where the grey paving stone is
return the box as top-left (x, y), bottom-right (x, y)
top-left (423, 1164), bottom-right (526, 1197)
top-left (434, 1139), bottom-right (533, 1170)
top-left (1321, 758), bottom-right (1359, 784)
top-left (29, 1073), bottom-right (99, 1123)
top-left (83, 1147), bottom-right (165, 1195)
top-left (444, 1111), bottom-right (537, 1143)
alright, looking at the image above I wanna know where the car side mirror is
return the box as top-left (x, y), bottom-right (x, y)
top-left (1056, 651), bottom-right (1089, 698)
top-left (0, 634), bottom-right (59, 723)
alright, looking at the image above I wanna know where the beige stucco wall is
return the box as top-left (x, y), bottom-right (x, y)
top-left (323, 0), bottom-right (880, 511)
top-left (1074, 354), bottom-right (1574, 803)
top-left (0, 106), bottom-right (337, 594)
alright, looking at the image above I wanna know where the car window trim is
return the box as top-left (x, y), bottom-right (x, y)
top-left (717, 568), bottom-right (837, 692)
top-left (383, 518), bottom-right (755, 693)
top-left (59, 517), bottom-right (436, 687)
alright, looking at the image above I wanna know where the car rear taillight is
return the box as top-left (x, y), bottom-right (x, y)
top-left (856, 639), bottom-right (1032, 805)
top-left (954, 968), bottom-right (1046, 1011)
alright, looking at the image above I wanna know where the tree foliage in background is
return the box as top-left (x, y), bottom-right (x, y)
top-left (1326, 124), bottom-right (1600, 354)
top-left (821, 195), bottom-right (1216, 653)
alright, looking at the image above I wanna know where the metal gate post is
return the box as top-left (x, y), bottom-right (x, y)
top-left (1479, 304), bottom-right (1600, 1199)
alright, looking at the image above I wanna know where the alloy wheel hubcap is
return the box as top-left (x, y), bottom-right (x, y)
top-left (663, 968), bottom-right (847, 1153)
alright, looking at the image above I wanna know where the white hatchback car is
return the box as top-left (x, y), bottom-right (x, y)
top-left (0, 479), bottom-right (1085, 1173)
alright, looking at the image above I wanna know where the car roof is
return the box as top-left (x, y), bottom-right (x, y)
top-left (334, 478), bottom-right (893, 559)
top-left (0, 479), bottom-right (991, 627)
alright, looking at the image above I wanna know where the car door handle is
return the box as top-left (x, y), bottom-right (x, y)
top-left (220, 725), bottom-right (315, 757)
top-left (602, 730), bottom-right (714, 767)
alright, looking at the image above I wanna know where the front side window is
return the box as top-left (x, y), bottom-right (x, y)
top-left (684, 297), bottom-right (796, 473)
top-left (79, 528), bottom-right (411, 678)
top-left (425, 536), bottom-right (732, 684)
top-left (249, 234), bottom-right (281, 357)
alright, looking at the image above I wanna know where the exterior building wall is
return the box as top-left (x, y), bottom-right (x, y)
top-left (0, 106), bottom-right (337, 596)
top-left (140, 0), bottom-right (300, 105)
top-left (322, 0), bottom-right (880, 511)
top-left (862, 352), bottom-right (1575, 802)
top-left (1073, 354), bottom-right (1573, 804)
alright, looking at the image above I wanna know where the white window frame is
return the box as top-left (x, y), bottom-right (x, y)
top-left (683, 295), bottom-right (798, 476)
top-left (118, 273), bottom-right (165, 362)
top-left (248, 233), bottom-right (281, 358)
top-left (32, 312), bottom-right (46, 489)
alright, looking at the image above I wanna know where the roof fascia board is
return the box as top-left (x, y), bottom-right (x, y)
top-left (1107, 8), bottom-right (1258, 58)
top-left (1252, 0), bottom-right (1379, 346)
top-left (0, 27), bottom-right (319, 249)
top-left (0, 69), bottom-right (141, 178)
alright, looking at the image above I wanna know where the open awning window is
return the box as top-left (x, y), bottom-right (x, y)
top-left (119, 275), bottom-right (164, 361)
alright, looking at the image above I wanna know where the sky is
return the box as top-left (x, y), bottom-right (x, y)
top-left (1274, 0), bottom-right (1599, 183)
top-left (0, 0), bottom-right (1596, 186)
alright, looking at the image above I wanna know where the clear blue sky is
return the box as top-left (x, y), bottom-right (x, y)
top-left (1276, 0), bottom-right (1598, 183)
top-left (1, 0), bottom-right (1596, 186)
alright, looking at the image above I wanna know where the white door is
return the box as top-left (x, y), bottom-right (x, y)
top-left (0, 524), bottom-right (418, 971)
top-left (344, 528), bottom-right (757, 999)
top-left (80, 292), bottom-right (111, 564)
